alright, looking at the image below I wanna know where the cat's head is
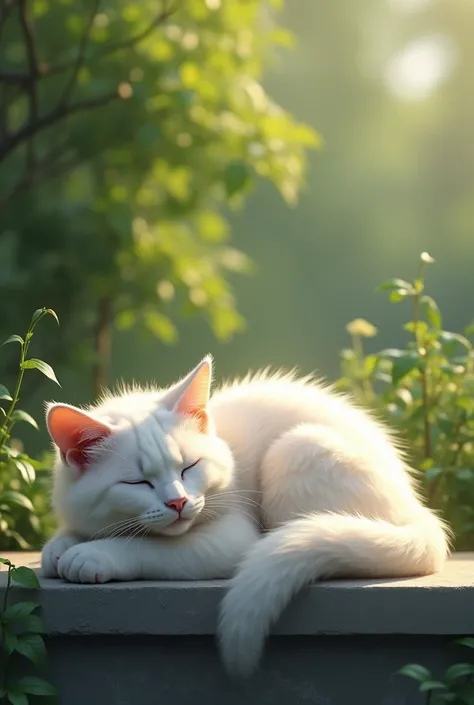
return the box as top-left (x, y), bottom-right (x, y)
top-left (46, 356), bottom-right (234, 539)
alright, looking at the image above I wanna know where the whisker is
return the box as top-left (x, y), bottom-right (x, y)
top-left (123, 522), bottom-right (145, 544)
top-left (209, 491), bottom-right (262, 508)
top-left (204, 501), bottom-right (263, 529)
top-left (109, 522), bottom-right (143, 540)
top-left (206, 497), bottom-right (262, 512)
top-left (91, 516), bottom-right (142, 540)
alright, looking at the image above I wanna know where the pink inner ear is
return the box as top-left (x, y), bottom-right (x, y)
top-left (175, 361), bottom-right (211, 432)
top-left (47, 405), bottom-right (111, 469)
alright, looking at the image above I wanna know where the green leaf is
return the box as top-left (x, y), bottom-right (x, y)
top-left (378, 348), bottom-right (405, 360)
top-left (444, 663), bottom-right (474, 682)
top-left (0, 384), bottom-right (12, 401)
top-left (21, 359), bottom-right (61, 386)
top-left (0, 490), bottom-right (35, 512)
top-left (16, 614), bottom-right (45, 634)
top-left (4, 530), bottom-right (30, 551)
top-left (6, 690), bottom-right (28, 705)
top-left (12, 458), bottom-right (35, 484)
top-left (456, 682), bottom-right (474, 704)
top-left (0, 557), bottom-right (12, 565)
top-left (391, 352), bottom-right (423, 385)
top-left (377, 278), bottom-right (413, 292)
top-left (421, 295), bottom-right (442, 330)
top-left (440, 332), bottom-right (472, 355)
top-left (414, 278), bottom-right (424, 293)
top-left (3, 629), bottom-right (19, 654)
top-left (456, 637), bottom-right (474, 649)
top-left (31, 308), bottom-right (46, 325)
top-left (143, 311), bottom-right (178, 344)
top-left (363, 354), bottom-right (378, 376)
top-left (3, 601), bottom-right (39, 621)
top-left (15, 633), bottom-right (47, 666)
top-left (10, 410), bottom-right (39, 430)
top-left (223, 161), bottom-right (252, 197)
top-left (437, 417), bottom-right (454, 435)
top-left (404, 321), bottom-right (429, 338)
top-left (398, 664), bottom-right (432, 681)
top-left (455, 397), bottom-right (474, 413)
top-left (456, 469), bottom-right (474, 482)
top-left (16, 677), bottom-right (56, 696)
top-left (45, 308), bottom-right (60, 326)
top-left (11, 566), bottom-right (40, 589)
top-left (419, 680), bottom-right (447, 692)
top-left (1, 335), bottom-right (24, 347)
top-left (424, 467), bottom-right (442, 483)
top-left (389, 289), bottom-right (411, 303)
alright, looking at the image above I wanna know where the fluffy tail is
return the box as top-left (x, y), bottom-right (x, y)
top-left (218, 510), bottom-right (449, 677)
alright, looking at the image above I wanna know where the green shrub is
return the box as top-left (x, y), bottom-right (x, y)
top-left (0, 557), bottom-right (56, 705)
top-left (0, 310), bottom-right (59, 551)
top-left (399, 639), bottom-right (474, 704)
top-left (338, 252), bottom-right (474, 549)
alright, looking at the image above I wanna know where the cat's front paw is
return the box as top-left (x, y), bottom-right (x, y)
top-left (41, 534), bottom-right (81, 578)
top-left (58, 544), bottom-right (117, 584)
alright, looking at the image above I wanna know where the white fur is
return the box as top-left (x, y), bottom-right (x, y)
top-left (42, 357), bottom-right (449, 677)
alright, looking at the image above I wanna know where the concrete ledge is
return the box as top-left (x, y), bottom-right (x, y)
top-left (2, 553), bottom-right (473, 705)
top-left (1, 552), bottom-right (473, 636)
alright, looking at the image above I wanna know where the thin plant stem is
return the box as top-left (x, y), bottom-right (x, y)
top-left (351, 334), bottom-right (373, 401)
top-left (2, 561), bottom-right (12, 612)
top-left (0, 309), bottom-right (49, 443)
top-left (413, 262), bottom-right (431, 461)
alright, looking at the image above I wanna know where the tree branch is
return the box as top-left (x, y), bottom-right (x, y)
top-left (18, 0), bottom-right (39, 169)
top-left (0, 90), bottom-right (119, 163)
top-left (0, 0), bottom-right (178, 85)
top-left (58, 0), bottom-right (101, 109)
top-left (89, 0), bottom-right (179, 61)
top-left (0, 139), bottom-right (78, 204)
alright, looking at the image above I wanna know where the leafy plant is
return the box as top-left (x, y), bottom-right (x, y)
top-left (0, 557), bottom-right (56, 705)
top-left (0, 0), bottom-right (319, 395)
top-left (0, 309), bottom-right (60, 551)
top-left (399, 639), bottom-right (474, 704)
top-left (338, 253), bottom-right (474, 549)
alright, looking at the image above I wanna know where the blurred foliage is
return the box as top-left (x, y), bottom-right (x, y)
top-left (399, 639), bottom-right (474, 705)
top-left (338, 254), bottom-right (474, 550)
top-left (0, 310), bottom-right (59, 550)
top-left (0, 0), bottom-right (318, 393)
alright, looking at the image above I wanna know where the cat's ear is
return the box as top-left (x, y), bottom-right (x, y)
top-left (163, 356), bottom-right (213, 433)
top-left (46, 403), bottom-right (112, 471)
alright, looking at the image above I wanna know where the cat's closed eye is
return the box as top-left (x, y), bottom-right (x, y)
top-left (181, 458), bottom-right (200, 479)
top-left (120, 480), bottom-right (154, 488)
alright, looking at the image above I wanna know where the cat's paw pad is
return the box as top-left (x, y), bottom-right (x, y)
top-left (58, 544), bottom-right (116, 584)
top-left (41, 534), bottom-right (80, 578)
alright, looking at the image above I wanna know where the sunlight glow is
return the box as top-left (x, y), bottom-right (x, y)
top-left (389, 0), bottom-right (432, 12)
top-left (385, 35), bottom-right (456, 101)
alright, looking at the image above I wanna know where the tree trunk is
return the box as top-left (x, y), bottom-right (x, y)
top-left (92, 297), bottom-right (111, 398)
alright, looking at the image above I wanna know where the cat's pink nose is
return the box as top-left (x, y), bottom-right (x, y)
top-left (166, 497), bottom-right (187, 514)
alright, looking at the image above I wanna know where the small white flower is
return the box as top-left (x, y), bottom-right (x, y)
top-left (421, 251), bottom-right (435, 264)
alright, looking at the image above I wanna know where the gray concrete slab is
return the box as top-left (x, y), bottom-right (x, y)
top-left (1, 552), bottom-right (473, 636)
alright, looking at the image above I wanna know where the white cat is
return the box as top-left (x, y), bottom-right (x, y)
top-left (41, 356), bottom-right (449, 676)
